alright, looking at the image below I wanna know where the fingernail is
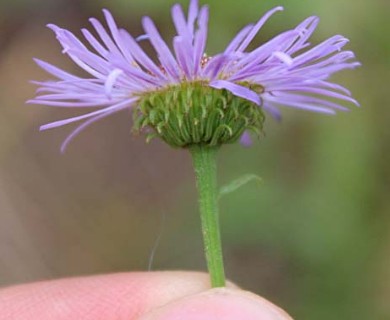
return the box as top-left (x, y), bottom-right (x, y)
top-left (139, 288), bottom-right (293, 320)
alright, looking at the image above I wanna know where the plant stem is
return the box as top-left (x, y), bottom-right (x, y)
top-left (189, 144), bottom-right (226, 287)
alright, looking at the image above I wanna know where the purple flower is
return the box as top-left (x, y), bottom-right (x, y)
top-left (28, 1), bottom-right (360, 151)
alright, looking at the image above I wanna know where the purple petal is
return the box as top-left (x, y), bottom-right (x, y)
top-left (172, 4), bottom-right (191, 39)
top-left (262, 93), bottom-right (336, 114)
top-left (210, 80), bottom-right (261, 105)
top-left (29, 93), bottom-right (110, 101)
top-left (193, 6), bottom-right (209, 76)
top-left (40, 98), bottom-right (136, 130)
top-left (315, 80), bottom-right (352, 95)
top-left (118, 30), bottom-right (168, 81)
top-left (65, 47), bottom-right (111, 74)
top-left (187, 0), bottom-right (199, 35)
top-left (28, 100), bottom-right (113, 108)
top-left (102, 9), bottom-right (135, 64)
top-left (286, 16), bottom-right (319, 55)
top-left (60, 107), bottom-right (125, 153)
top-left (236, 6), bottom-right (283, 52)
top-left (142, 16), bottom-right (180, 80)
top-left (276, 86), bottom-right (359, 105)
top-left (82, 28), bottom-right (110, 58)
top-left (224, 24), bottom-right (254, 54)
top-left (262, 102), bottom-right (282, 121)
top-left (88, 17), bottom-right (122, 55)
top-left (173, 37), bottom-right (192, 78)
top-left (292, 35), bottom-right (349, 68)
top-left (34, 59), bottom-right (78, 81)
top-left (239, 131), bottom-right (252, 146)
top-left (271, 92), bottom-right (350, 111)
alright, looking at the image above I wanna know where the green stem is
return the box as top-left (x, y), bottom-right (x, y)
top-left (189, 144), bottom-right (226, 287)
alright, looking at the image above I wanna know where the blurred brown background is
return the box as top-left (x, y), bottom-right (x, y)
top-left (0, 0), bottom-right (389, 319)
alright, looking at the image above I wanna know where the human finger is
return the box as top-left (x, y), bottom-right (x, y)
top-left (0, 271), bottom-right (212, 320)
top-left (139, 287), bottom-right (293, 320)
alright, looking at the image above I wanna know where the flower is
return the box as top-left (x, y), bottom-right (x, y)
top-left (28, 0), bottom-right (360, 151)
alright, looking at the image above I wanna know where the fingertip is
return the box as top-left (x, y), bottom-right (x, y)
top-left (139, 287), bottom-right (293, 320)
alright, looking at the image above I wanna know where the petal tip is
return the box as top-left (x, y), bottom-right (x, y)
top-left (102, 8), bottom-right (114, 21)
top-left (60, 143), bottom-right (68, 154)
top-left (46, 24), bottom-right (60, 33)
top-left (142, 16), bottom-right (152, 25)
top-left (32, 57), bottom-right (42, 64)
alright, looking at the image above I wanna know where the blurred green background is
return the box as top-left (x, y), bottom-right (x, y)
top-left (0, 0), bottom-right (389, 319)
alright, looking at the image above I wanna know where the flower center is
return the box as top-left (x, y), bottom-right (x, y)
top-left (133, 82), bottom-right (265, 148)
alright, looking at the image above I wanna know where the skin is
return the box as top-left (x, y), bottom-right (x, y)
top-left (0, 272), bottom-right (293, 320)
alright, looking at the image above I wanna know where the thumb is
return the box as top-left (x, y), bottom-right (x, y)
top-left (139, 288), bottom-right (293, 320)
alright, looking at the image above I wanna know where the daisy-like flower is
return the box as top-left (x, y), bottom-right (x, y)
top-left (28, 0), bottom-right (359, 151)
top-left (27, 0), bottom-right (360, 291)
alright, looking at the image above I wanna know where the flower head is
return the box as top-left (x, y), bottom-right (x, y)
top-left (28, 1), bottom-right (360, 151)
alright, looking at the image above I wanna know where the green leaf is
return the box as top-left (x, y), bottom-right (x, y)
top-left (219, 174), bottom-right (262, 199)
